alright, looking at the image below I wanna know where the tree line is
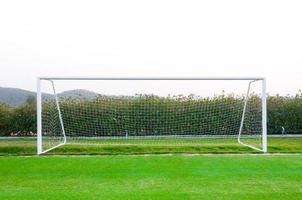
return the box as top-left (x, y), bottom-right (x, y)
top-left (0, 93), bottom-right (301, 136)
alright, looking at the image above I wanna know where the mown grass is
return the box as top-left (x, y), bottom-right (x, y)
top-left (0, 137), bottom-right (301, 155)
top-left (0, 155), bottom-right (301, 200)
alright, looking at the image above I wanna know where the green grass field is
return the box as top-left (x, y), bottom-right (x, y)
top-left (0, 137), bottom-right (302, 155)
top-left (0, 137), bottom-right (301, 199)
top-left (0, 155), bottom-right (301, 200)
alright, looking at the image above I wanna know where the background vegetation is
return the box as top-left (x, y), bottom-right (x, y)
top-left (0, 92), bottom-right (301, 136)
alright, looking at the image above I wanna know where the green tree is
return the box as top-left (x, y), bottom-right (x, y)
top-left (0, 103), bottom-right (11, 136)
top-left (26, 95), bottom-right (36, 105)
top-left (10, 96), bottom-right (36, 136)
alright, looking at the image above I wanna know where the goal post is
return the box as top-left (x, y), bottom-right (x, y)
top-left (37, 77), bottom-right (267, 154)
top-left (262, 78), bottom-right (267, 153)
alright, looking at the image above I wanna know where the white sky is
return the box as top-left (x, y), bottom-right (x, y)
top-left (0, 0), bottom-right (301, 95)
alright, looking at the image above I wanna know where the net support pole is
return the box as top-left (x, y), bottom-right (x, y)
top-left (37, 78), bottom-right (42, 155)
top-left (262, 78), bottom-right (267, 153)
top-left (238, 80), bottom-right (263, 152)
top-left (50, 80), bottom-right (67, 145)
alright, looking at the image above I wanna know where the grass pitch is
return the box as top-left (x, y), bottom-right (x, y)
top-left (0, 137), bottom-right (301, 199)
top-left (0, 137), bottom-right (301, 155)
top-left (0, 155), bottom-right (301, 200)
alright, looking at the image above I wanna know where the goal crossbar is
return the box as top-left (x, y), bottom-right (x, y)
top-left (38, 77), bottom-right (265, 81)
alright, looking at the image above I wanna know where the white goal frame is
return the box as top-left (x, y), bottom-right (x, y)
top-left (37, 77), bottom-right (267, 154)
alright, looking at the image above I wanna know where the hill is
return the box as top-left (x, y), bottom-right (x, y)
top-left (0, 87), bottom-right (99, 106)
top-left (58, 89), bottom-right (98, 99)
top-left (0, 87), bottom-right (36, 106)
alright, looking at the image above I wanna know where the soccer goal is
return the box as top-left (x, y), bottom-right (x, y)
top-left (37, 77), bottom-right (267, 154)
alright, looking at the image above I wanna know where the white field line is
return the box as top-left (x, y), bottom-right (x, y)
top-left (1, 134), bottom-right (302, 140)
top-left (6, 153), bottom-right (302, 158)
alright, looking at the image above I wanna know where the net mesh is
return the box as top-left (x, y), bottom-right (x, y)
top-left (40, 79), bottom-right (263, 152)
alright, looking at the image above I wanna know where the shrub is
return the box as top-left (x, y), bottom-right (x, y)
top-left (267, 93), bottom-right (302, 134)
top-left (0, 103), bottom-right (11, 136)
top-left (9, 96), bottom-right (36, 136)
top-left (0, 93), bottom-right (301, 136)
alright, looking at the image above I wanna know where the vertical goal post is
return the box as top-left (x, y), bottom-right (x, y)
top-left (37, 77), bottom-right (267, 155)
